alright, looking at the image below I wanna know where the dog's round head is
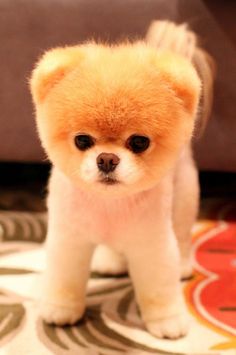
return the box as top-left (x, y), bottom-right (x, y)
top-left (31, 43), bottom-right (201, 196)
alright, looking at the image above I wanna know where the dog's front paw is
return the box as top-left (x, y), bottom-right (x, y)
top-left (145, 313), bottom-right (189, 339)
top-left (40, 302), bottom-right (85, 325)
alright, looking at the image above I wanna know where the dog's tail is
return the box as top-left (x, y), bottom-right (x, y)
top-left (146, 20), bottom-right (215, 135)
top-left (146, 21), bottom-right (197, 59)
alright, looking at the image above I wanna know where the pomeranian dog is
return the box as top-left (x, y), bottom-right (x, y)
top-left (30, 21), bottom-right (213, 339)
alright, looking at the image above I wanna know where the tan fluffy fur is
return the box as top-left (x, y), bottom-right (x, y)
top-left (31, 42), bottom-right (200, 194)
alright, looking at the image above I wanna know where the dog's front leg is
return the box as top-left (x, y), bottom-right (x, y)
top-left (39, 177), bottom-right (94, 325)
top-left (126, 223), bottom-right (188, 339)
top-left (123, 181), bottom-right (189, 339)
top-left (40, 236), bottom-right (93, 325)
top-left (40, 220), bottom-right (94, 325)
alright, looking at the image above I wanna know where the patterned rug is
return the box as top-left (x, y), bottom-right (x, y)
top-left (0, 199), bottom-right (235, 355)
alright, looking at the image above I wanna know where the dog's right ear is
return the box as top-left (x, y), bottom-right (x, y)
top-left (30, 46), bottom-right (84, 104)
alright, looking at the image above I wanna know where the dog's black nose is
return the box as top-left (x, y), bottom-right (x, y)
top-left (97, 153), bottom-right (120, 173)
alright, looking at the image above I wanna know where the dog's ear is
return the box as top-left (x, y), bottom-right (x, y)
top-left (30, 46), bottom-right (84, 104)
top-left (156, 52), bottom-right (201, 117)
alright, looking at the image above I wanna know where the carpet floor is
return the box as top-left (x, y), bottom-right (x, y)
top-left (0, 198), bottom-right (235, 354)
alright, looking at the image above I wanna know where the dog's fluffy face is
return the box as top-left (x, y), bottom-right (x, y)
top-left (31, 43), bottom-right (200, 196)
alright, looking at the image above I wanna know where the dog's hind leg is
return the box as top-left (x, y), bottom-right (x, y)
top-left (91, 245), bottom-right (127, 276)
top-left (173, 145), bottom-right (199, 279)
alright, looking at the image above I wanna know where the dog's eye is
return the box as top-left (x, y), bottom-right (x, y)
top-left (126, 135), bottom-right (150, 154)
top-left (74, 134), bottom-right (95, 151)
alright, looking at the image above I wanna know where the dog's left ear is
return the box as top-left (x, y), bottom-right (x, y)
top-left (30, 46), bottom-right (84, 104)
top-left (156, 52), bottom-right (201, 116)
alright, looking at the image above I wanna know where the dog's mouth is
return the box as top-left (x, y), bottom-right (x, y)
top-left (99, 175), bottom-right (120, 185)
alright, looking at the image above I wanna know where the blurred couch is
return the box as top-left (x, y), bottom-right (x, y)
top-left (0, 0), bottom-right (235, 171)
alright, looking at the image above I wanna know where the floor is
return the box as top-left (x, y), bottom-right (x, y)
top-left (0, 163), bottom-right (235, 354)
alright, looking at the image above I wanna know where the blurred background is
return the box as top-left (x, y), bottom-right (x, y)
top-left (0, 0), bottom-right (236, 211)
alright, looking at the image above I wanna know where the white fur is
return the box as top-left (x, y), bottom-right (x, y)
top-left (116, 150), bottom-right (143, 184)
top-left (79, 149), bottom-right (99, 183)
top-left (40, 144), bottom-right (197, 339)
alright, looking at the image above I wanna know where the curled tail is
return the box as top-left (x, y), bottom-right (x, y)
top-left (146, 20), bottom-right (197, 59)
top-left (146, 20), bottom-right (215, 135)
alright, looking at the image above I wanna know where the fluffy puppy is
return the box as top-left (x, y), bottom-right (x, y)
top-left (30, 21), bottom-right (213, 339)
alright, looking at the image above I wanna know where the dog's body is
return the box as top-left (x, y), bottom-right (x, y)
top-left (30, 21), bottom-right (213, 339)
